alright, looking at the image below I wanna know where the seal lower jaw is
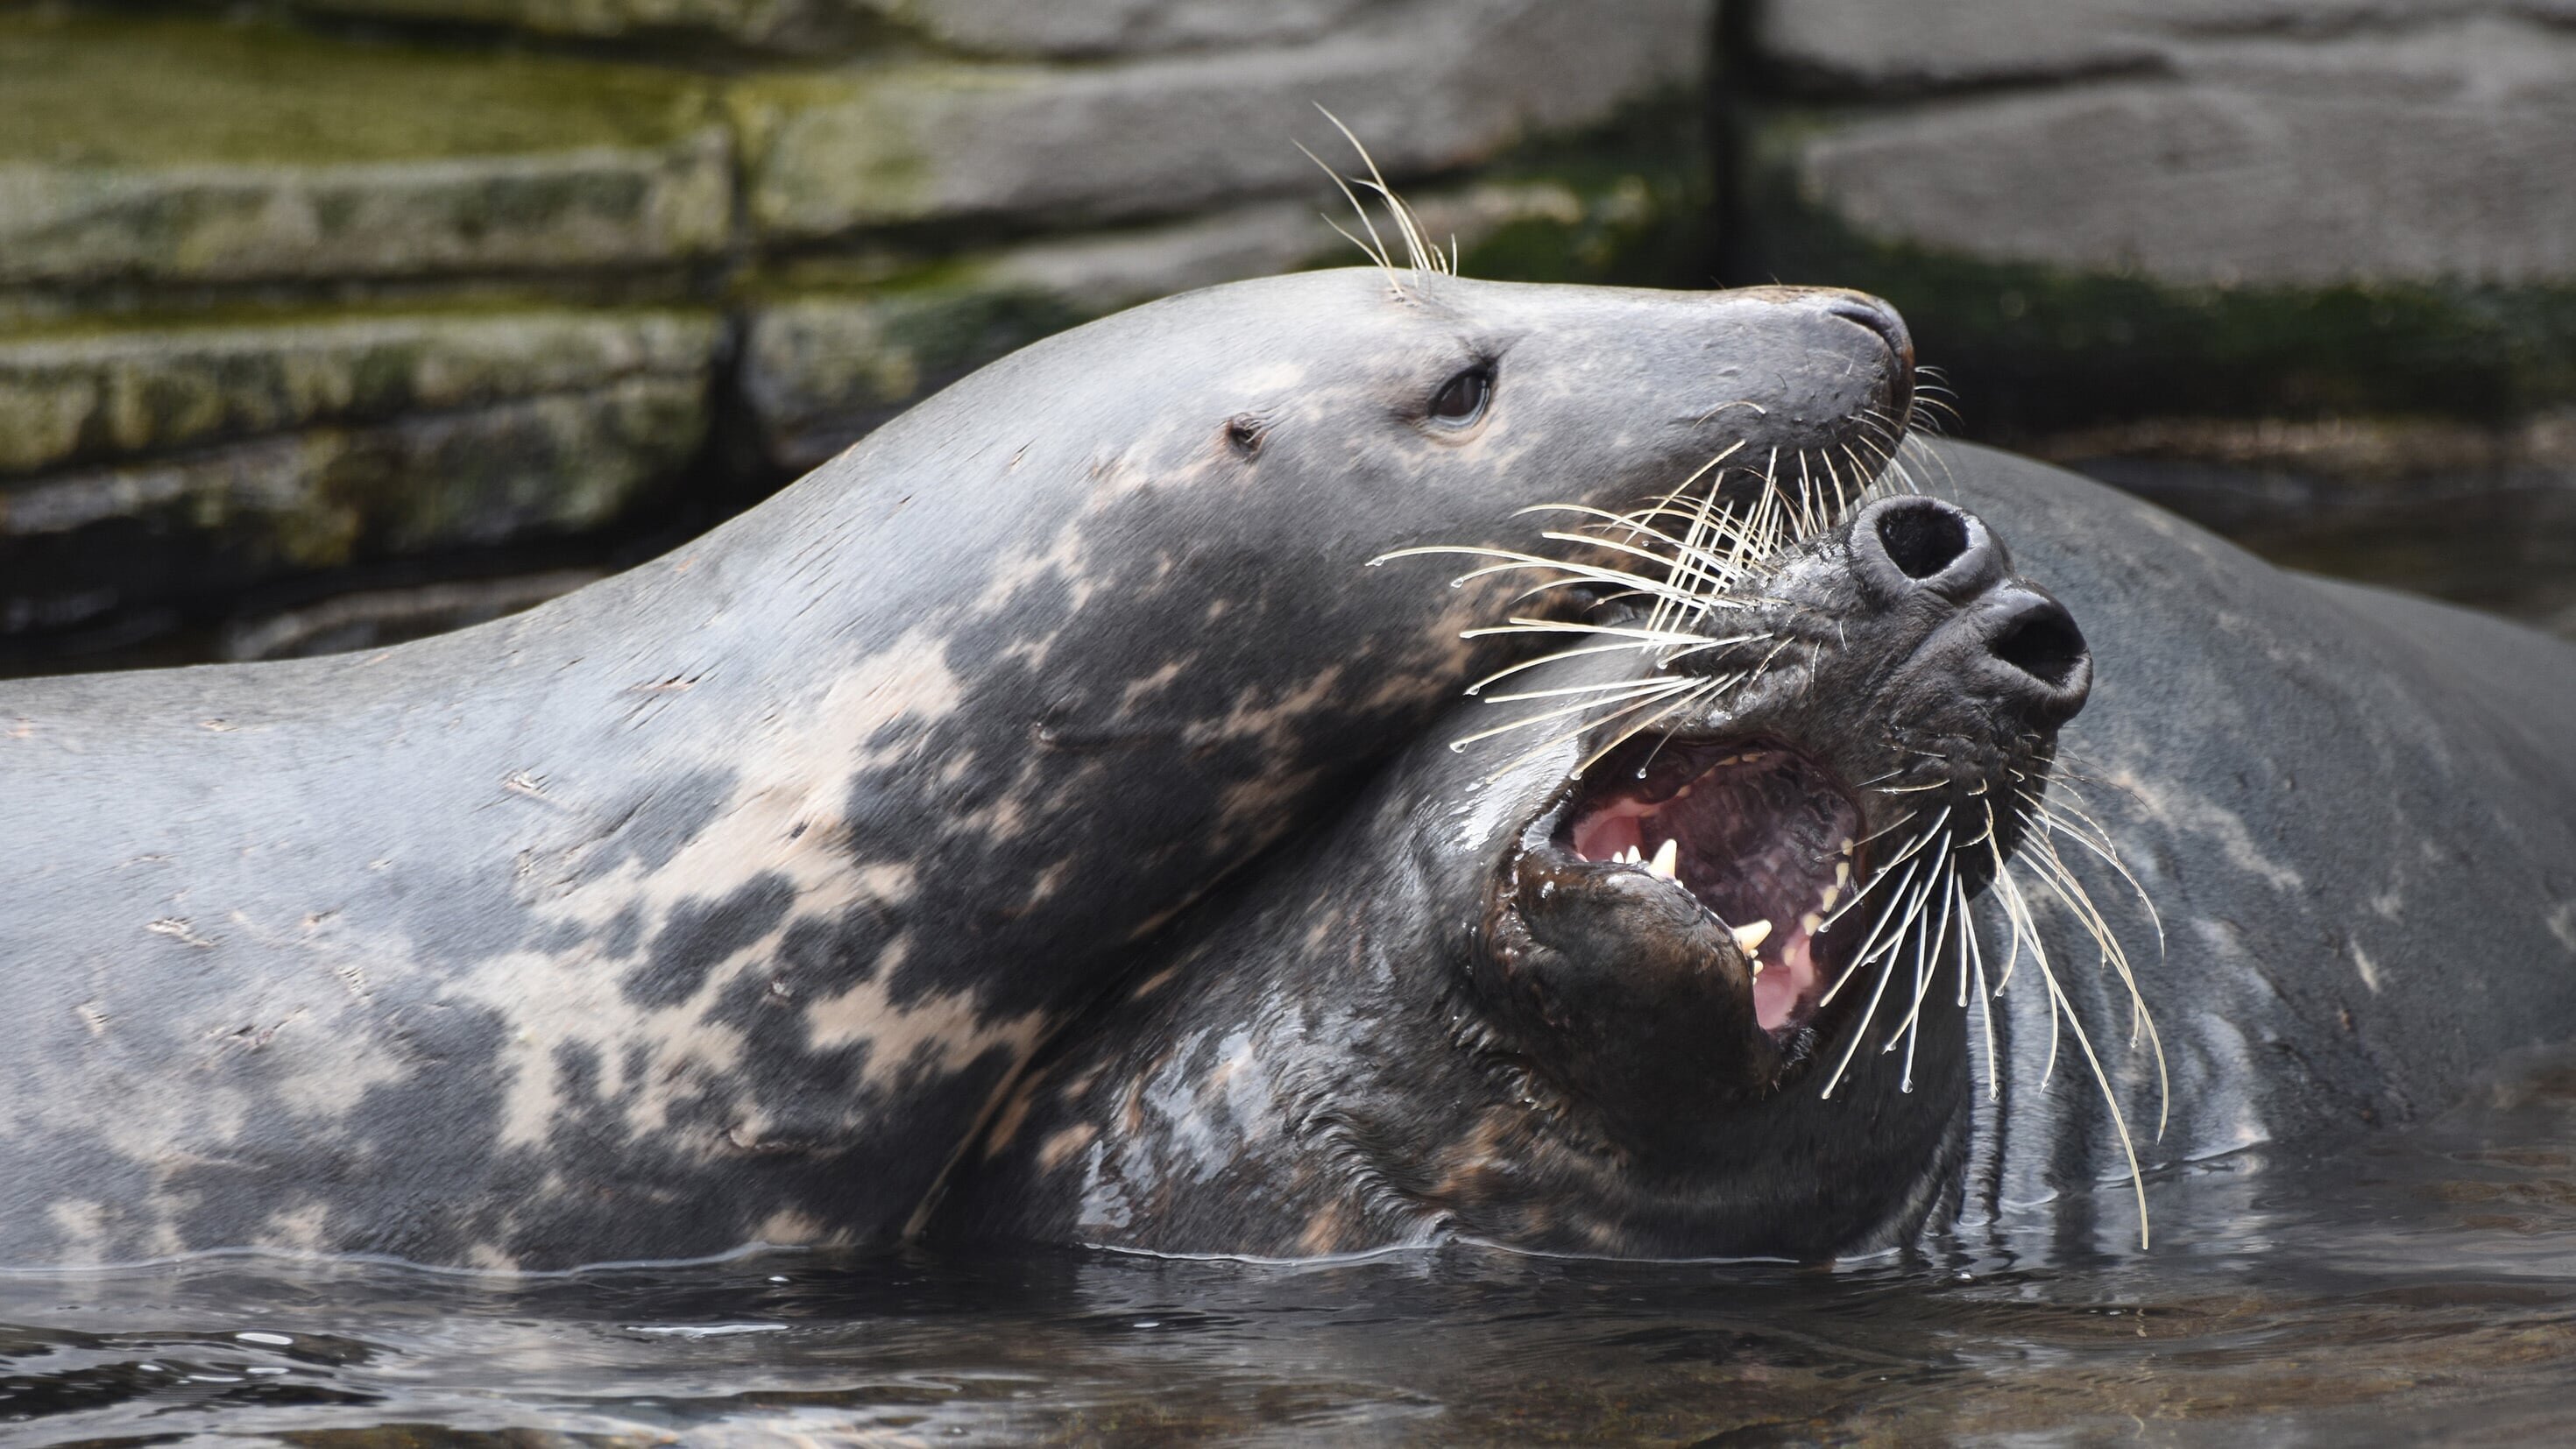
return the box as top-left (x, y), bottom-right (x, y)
top-left (1549, 738), bottom-right (1866, 1043)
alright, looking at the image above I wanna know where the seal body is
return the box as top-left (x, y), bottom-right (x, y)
top-left (0, 268), bottom-right (1912, 1270)
top-left (946, 493), bottom-right (2091, 1257)
top-left (945, 448), bottom-right (2576, 1261)
top-left (1936, 446), bottom-right (2576, 1251)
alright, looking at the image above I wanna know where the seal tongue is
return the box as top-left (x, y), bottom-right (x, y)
top-left (1563, 742), bottom-right (1861, 1033)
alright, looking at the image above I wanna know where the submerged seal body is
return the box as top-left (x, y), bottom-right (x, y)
top-left (0, 268), bottom-right (1913, 1269)
top-left (945, 448), bottom-right (2576, 1261)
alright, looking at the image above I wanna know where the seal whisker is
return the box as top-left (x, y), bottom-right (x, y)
top-left (2029, 894), bottom-right (2155, 1251)
top-left (1816, 850), bottom-right (1928, 1009)
top-left (1569, 676), bottom-right (1730, 781)
top-left (1821, 860), bottom-right (1936, 1099)
top-left (1458, 636), bottom-right (1716, 696)
top-left (1961, 874), bottom-right (2001, 1101)
top-left (1470, 675), bottom-right (1723, 785)
top-left (1446, 675), bottom-right (1699, 752)
top-left (1314, 108), bottom-right (1446, 279)
top-left (1881, 832), bottom-right (1957, 1070)
top-left (1296, 139), bottom-right (1401, 291)
top-left (2017, 830), bottom-right (2170, 1136)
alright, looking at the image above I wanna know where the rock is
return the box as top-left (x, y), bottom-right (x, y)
top-left (740, 176), bottom-right (1684, 470)
top-left (1755, 0), bottom-right (2576, 92)
top-left (292, 0), bottom-right (860, 53)
top-left (2037, 411), bottom-right (2576, 636)
top-left (733, 0), bottom-right (1711, 240)
top-left (1755, 18), bottom-right (2576, 289)
top-left (860, 0), bottom-right (1383, 58)
top-left (290, 0), bottom-right (1387, 55)
top-left (0, 309), bottom-right (718, 477)
top-left (0, 11), bottom-right (730, 289)
top-left (220, 568), bottom-right (604, 661)
top-left (1732, 12), bottom-right (2576, 434)
top-left (0, 377), bottom-right (705, 639)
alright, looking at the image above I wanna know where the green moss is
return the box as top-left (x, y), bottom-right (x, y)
top-left (1457, 91), bottom-right (1714, 289)
top-left (1733, 109), bottom-right (2576, 434)
top-left (0, 10), bottom-right (718, 169)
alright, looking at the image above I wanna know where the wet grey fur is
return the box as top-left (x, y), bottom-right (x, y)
top-left (943, 445), bottom-right (2576, 1260)
top-left (0, 268), bottom-right (1909, 1270)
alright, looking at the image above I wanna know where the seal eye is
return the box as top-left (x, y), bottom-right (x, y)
top-left (1428, 366), bottom-right (1492, 426)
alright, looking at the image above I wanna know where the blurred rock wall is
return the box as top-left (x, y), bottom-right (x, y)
top-left (0, 0), bottom-right (1715, 667)
top-left (7, 0), bottom-right (2569, 671)
top-left (1726, 0), bottom-right (2576, 630)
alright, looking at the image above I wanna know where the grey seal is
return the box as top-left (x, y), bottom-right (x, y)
top-left (944, 448), bottom-right (2576, 1260)
top-left (0, 267), bottom-right (1913, 1269)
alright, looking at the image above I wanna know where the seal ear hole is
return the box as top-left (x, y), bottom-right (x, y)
top-left (1224, 414), bottom-right (1268, 457)
top-left (1428, 365), bottom-right (1493, 426)
top-left (1875, 502), bottom-right (1971, 580)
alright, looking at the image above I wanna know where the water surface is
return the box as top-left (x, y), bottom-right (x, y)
top-left (9, 1049), bottom-right (2576, 1445)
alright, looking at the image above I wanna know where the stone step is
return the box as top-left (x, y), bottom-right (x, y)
top-left (733, 0), bottom-right (1710, 241)
top-left (0, 307), bottom-right (719, 477)
top-left (0, 11), bottom-right (730, 290)
top-left (0, 377), bottom-right (708, 642)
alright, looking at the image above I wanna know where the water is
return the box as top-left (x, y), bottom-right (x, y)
top-left (8, 1052), bottom-right (2576, 1445)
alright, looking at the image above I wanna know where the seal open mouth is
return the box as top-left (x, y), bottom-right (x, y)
top-left (1558, 739), bottom-right (1865, 1036)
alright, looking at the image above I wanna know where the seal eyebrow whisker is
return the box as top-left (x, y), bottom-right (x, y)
top-left (1297, 138), bottom-right (1402, 293)
top-left (1301, 108), bottom-right (1456, 294)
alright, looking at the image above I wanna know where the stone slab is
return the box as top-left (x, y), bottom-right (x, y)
top-left (1755, 0), bottom-right (2576, 90)
top-left (291, 0), bottom-right (857, 52)
top-left (1756, 18), bottom-right (2576, 289)
top-left (861, 0), bottom-right (1383, 57)
top-left (734, 0), bottom-right (1711, 240)
top-left (0, 12), bottom-right (731, 286)
top-left (2038, 412), bottom-right (2576, 636)
top-left (0, 309), bottom-right (718, 477)
top-left (290, 0), bottom-right (1384, 56)
top-left (0, 377), bottom-right (705, 637)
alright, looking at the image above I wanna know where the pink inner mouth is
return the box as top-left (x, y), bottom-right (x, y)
top-left (1562, 743), bottom-right (1865, 1034)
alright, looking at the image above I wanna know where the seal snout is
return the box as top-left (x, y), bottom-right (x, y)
top-left (1821, 290), bottom-right (1915, 433)
top-left (1848, 496), bottom-right (2093, 731)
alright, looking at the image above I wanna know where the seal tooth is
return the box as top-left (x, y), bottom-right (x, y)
top-left (1836, 859), bottom-right (1851, 887)
top-left (1819, 883), bottom-right (1841, 913)
top-left (1801, 911), bottom-right (1824, 936)
top-left (1646, 838), bottom-right (1681, 880)
top-left (1731, 919), bottom-right (1773, 954)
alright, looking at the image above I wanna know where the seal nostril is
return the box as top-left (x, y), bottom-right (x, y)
top-left (1876, 502), bottom-right (1971, 581)
top-left (1993, 604), bottom-right (2086, 689)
